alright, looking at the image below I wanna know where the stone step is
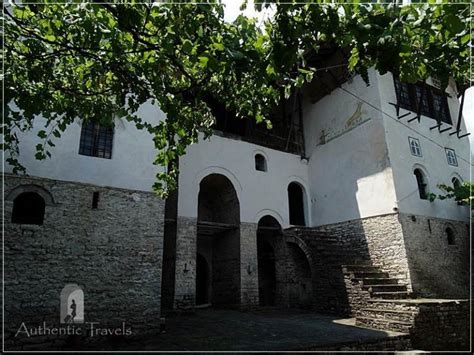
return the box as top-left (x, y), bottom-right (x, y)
top-left (350, 271), bottom-right (389, 279)
top-left (357, 308), bottom-right (417, 323)
top-left (362, 284), bottom-right (408, 293)
top-left (367, 299), bottom-right (419, 312)
top-left (370, 291), bottom-right (410, 299)
top-left (356, 316), bottom-right (412, 333)
top-left (343, 265), bottom-right (380, 273)
top-left (352, 277), bottom-right (402, 285)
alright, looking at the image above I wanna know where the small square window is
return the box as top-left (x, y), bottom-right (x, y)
top-left (408, 137), bottom-right (422, 157)
top-left (445, 148), bottom-right (458, 166)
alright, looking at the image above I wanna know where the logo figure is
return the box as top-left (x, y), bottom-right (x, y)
top-left (60, 284), bottom-right (84, 324)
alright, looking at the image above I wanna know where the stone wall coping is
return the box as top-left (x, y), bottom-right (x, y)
top-left (372, 298), bottom-right (469, 305)
top-left (4, 172), bottom-right (159, 196)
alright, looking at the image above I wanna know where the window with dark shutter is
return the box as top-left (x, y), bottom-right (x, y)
top-left (394, 77), bottom-right (451, 124)
top-left (79, 121), bottom-right (114, 159)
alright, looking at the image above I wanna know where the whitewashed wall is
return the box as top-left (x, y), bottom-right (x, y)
top-left (177, 134), bottom-right (310, 227)
top-left (378, 73), bottom-right (471, 222)
top-left (302, 69), bottom-right (398, 226)
top-left (4, 101), bottom-right (163, 192)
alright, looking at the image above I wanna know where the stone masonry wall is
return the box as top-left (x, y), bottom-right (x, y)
top-left (399, 214), bottom-right (470, 298)
top-left (239, 223), bottom-right (259, 308)
top-left (173, 217), bottom-right (197, 309)
top-left (313, 213), bottom-right (412, 289)
top-left (4, 174), bottom-right (165, 350)
top-left (411, 300), bottom-right (470, 351)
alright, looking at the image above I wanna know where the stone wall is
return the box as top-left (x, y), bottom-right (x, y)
top-left (311, 212), bottom-right (469, 298)
top-left (313, 213), bottom-right (412, 288)
top-left (173, 217), bottom-right (197, 309)
top-left (399, 214), bottom-right (470, 298)
top-left (240, 223), bottom-right (259, 308)
top-left (4, 174), bottom-right (165, 350)
top-left (411, 300), bottom-right (470, 351)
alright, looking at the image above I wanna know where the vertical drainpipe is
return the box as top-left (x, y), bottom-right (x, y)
top-left (297, 90), bottom-right (306, 159)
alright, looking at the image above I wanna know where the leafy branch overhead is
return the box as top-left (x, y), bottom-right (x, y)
top-left (3, 1), bottom-right (471, 196)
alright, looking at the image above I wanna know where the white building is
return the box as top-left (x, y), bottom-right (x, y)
top-left (4, 65), bottom-right (470, 337)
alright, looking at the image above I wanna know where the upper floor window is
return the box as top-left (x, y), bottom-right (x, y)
top-left (79, 121), bottom-right (114, 159)
top-left (408, 137), bottom-right (422, 157)
top-left (445, 148), bottom-right (457, 166)
top-left (255, 154), bottom-right (267, 172)
top-left (12, 192), bottom-right (45, 225)
top-left (414, 169), bottom-right (428, 200)
top-left (452, 177), bottom-right (461, 189)
top-left (394, 77), bottom-right (452, 124)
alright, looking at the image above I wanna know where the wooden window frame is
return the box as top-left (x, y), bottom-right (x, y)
top-left (79, 121), bottom-right (114, 159)
top-left (393, 77), bottom-right (452, 125)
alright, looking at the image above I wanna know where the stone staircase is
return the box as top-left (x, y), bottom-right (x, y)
top-left (342, 263), bottom-right (416, 333)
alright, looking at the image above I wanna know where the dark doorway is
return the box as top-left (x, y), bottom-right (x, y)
top-left (257, 216), bottom-right (281, 307)
top-left (12, 192), bottom-right (46, 225)
top-left (288, 182), bottom-right (306, 226)
top-left (196, 253), bottom-right (210, 305)
top-left (197, 174), bottom-right (240, 307)
top-left (257, 240), bottom-right (276, 306)
top-left (287, 243), bottom-right (313, 308)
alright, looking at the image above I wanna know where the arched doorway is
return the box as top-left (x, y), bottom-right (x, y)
top-left (12, 192), bottom-right (46, 225)
top-left (287, 243), bottom-right (313, 309)
top-left (257, 216), bottom-right (280, 307)
top-left (288, 182), bottom-right (306, 226)
top-left (197, 174), bottom-right (240, 307)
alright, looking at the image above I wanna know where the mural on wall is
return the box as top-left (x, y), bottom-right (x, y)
top-left (319, 101), bottom-right (371, 145)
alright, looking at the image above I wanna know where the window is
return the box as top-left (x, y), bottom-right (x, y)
top-left (394, 77), bottom-right (452, 124)
top-left (452, 177), bottom-right (463, 205)
top-left (446, 227), bottom-right (455, 245)
top-left (79, 121), bottom-right (114, 159)
top-left (92, 192), bottom-right (100, 209)
top-left (414, 169), bottom-right (428, 200)
top-left (408, 137), bottom-right (422, 157)
top-left (12, 192), bottom-right (45, 225)
top-left (445, 148), bottom-right (458, 166)
top-left (452, 177), bottom-right (461, 189)
top-left (288, 182), bottom-right (306, 226)
top-left (255, 154), bottom-right (267, 172)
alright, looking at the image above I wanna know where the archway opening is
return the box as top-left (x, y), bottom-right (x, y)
top-left (257, 216), bottom-right (280, 307)
top-left (288, 182), bottom-right (306, 226)
top-left (197, 174), bottom-right (240, 307)
top-left (12, 192), bottom-right (46, 225)
top-left (414, 169), bottom-right (428, 200)
top-left (287, 243), bottom-right (312, 309)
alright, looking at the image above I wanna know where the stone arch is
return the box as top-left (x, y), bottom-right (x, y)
top-left (285, 234), bottom-right (315, 272)
top-left (284, 235), bottom-right (314, 308)
top-left (6, 184), bottom-right (55, 206)
top-left (197, 173), bottom-right (241, 307)
top-left (195, 166), bottom-right (242, 195)
top-left (254, 209), bottom-right (284, 226)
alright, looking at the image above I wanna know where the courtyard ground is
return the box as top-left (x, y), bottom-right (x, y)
top-left (109, 308), bottom-right (408, 351)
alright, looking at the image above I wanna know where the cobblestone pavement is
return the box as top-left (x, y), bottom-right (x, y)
top-left (114, 308), bottom-right (405, 351)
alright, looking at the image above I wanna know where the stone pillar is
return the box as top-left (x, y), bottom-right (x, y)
top-left (173, 217), bottom-right (197, 309)
top-left (239, 222), bottom-right (259, 308)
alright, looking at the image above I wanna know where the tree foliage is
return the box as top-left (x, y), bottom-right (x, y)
top-left (437, 181), bottom-right (473, 206)
top-left (3, 0), bottom-right (471, 196)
